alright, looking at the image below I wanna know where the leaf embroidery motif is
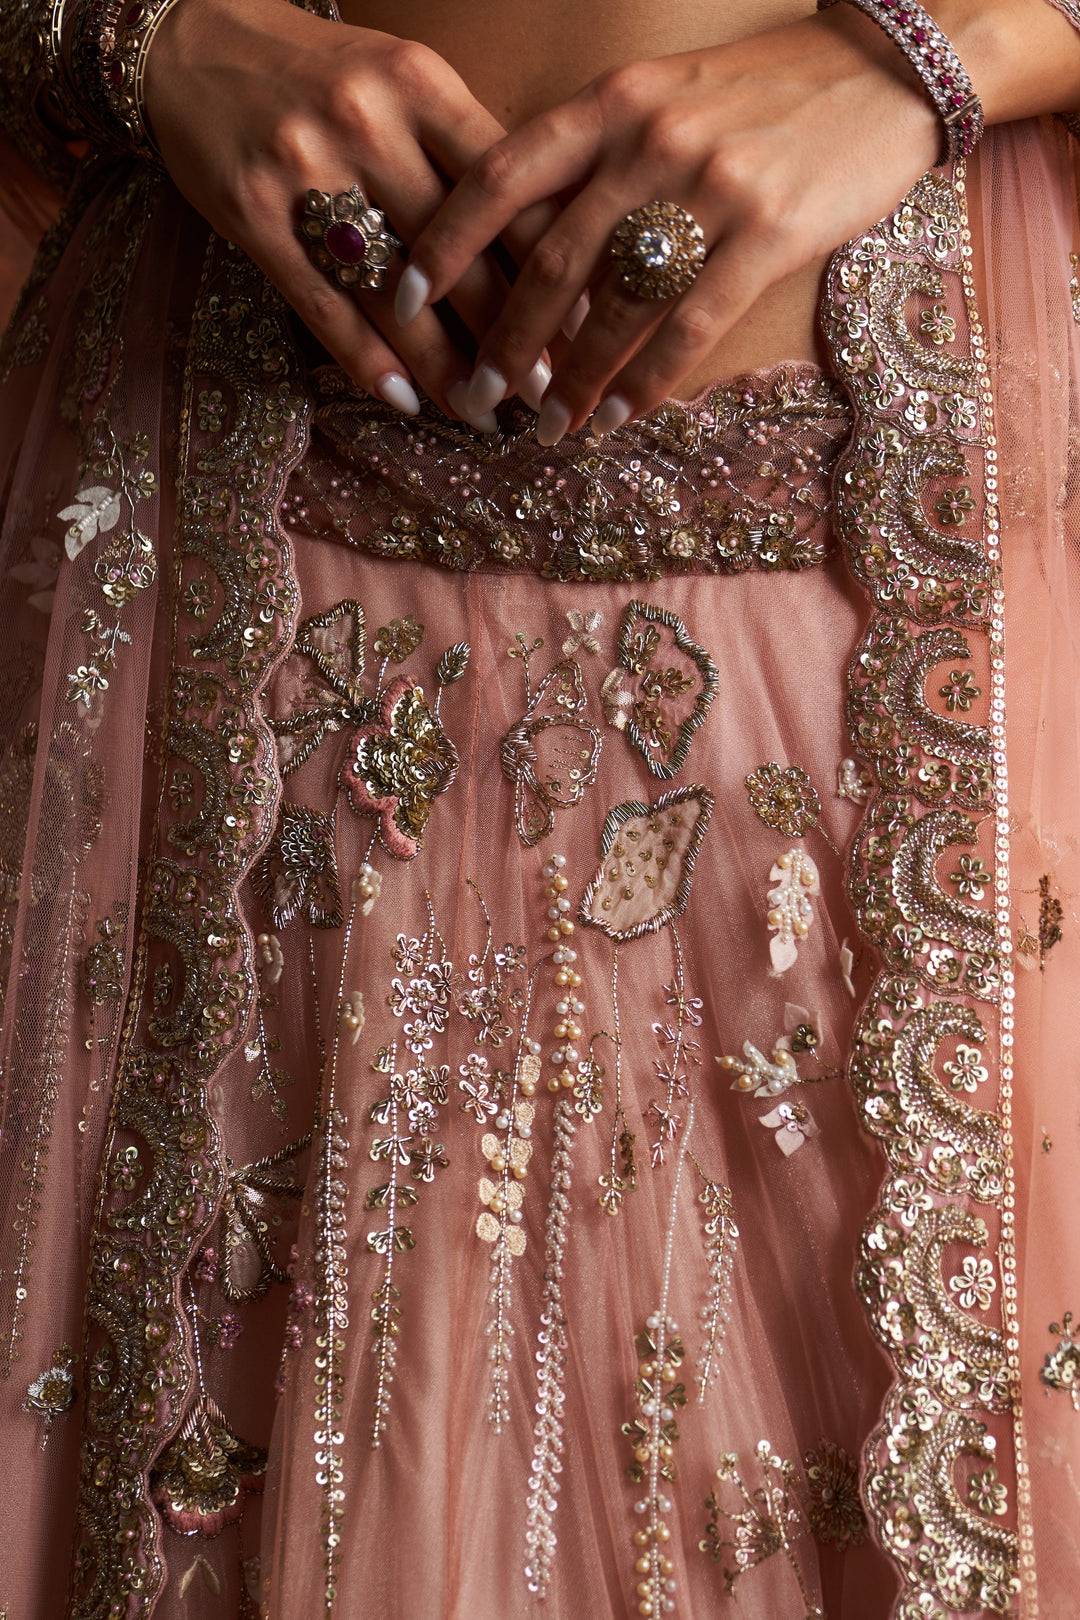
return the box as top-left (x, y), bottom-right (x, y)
top-left (765, 850), bottom-right (820, 975)
top-left (579, 785), bottom-right (714, 942)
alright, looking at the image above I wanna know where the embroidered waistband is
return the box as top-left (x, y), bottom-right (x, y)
top-left (283, 363), bottom-right (852, 583)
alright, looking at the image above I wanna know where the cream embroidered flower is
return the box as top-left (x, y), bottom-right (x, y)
top-left (967, 1467), bottom-right (1008, 1517)
top-left (943, 1043), bottom-right (988, 1093)
top-left (562, 608), bottom-right (602, 656)
top-left (948, 1255), bottom-right (997, 1312)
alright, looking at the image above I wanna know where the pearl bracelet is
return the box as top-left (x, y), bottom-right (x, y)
top-left (818, 0), bottom-right (984, 162)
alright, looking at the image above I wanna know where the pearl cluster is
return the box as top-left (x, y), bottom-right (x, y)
top-left (543, 855), bottom-right (586, 1096)
top-left (628, 1312), bottom-right (684, 1616)
top-left (765, 849), bottom-right (820, 974)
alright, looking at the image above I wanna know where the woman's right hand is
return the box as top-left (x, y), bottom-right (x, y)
top-left (142, 0), bottom-right (552, 425)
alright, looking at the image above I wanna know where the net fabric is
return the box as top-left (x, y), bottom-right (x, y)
top-left (0, 121), bottom-right (1076, 1620)
top-left (973, 116), bottom-right (1080, 1616)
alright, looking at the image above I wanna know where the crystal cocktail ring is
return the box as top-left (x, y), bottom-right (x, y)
top-left (300, 186), bottom-right (401, 291)
top-left (610, 201), bottom-right (707, 300)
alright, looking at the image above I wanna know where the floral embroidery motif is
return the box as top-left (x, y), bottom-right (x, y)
top-left (1040, 1313), bottom-right (1080, 1408)
top-left (604, 601), bottom-right (718, 777)
top-left (252, 804), bottom-right (342, 929)
top-left (700, 1440), bottom-right (822, 1617)
top-left (373, 614), bottom-right (423, 662)
top-left (219, 1138), bottom-right (309, 1303)
top-left (746, 763), bottom-right (821, 836)
top-left (148, 1394), bottom-right (266, 1538)
top-left (271, 599), bottom-right (367, 773)
top-left (695, 1181), bottom-right (738, 1403)
top-left (291, 363), bottom-right (850, 581)
top-left (562, 608), bottom-right (603, 656)
top-left (765, 850), bottom-right (820, 974)
top-left (341, 677), bottom-right (457, 859)
top-left (23, 1344), bottom-right (76, 1445)
top-left (948, 1255), bottom-right (997, 1312)
top-left (803, 1439), bottom-right (866, 1550)
top-left (61, 428), bottom-right (160, 709)
top-left (501, 637), bottom-right (601, 845)
top-left (364, 916), bottom-right (457, 1444)
top-left (758, 1099), bottom-right (820, 1155)
top-left (270, 598), bottom-right (461, 859)
top-left (580, 787), bottom-right (714, 942)
top-left (838, 757), bottom-right (873, 802)
top-left (82, 915), bottom-right (125, 1003)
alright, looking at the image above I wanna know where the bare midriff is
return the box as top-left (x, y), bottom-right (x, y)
top-left (338, 0), bottom-right (829, 390)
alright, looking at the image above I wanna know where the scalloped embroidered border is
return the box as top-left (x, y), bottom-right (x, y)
top-left (69, 226), bottom-right (307, 1615)
top-left (823, 165), bottom-right (1033, 1616)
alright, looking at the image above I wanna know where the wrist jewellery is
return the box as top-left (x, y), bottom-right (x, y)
top-left (300, 186), bottom-right (401, 291)
top-left (68, 0), bottom-right (187, 160)
top-left (817, 0), bottom-right (984, 161)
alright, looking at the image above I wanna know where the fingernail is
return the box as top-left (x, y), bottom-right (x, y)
top-left (466, 363), bottom-right (507, 417)
top-left (448, 380), bottom-right (498, 434)
top-left (518, 359), bottom-right (552, 414)
top-left (394, 264), bottom-right (431, 327)
top-left (535, 395), bottom-right (572, 447)
top-left (591, 393), bottom-right (633, 437)
top-left (561, 294), bottom-right (590, 341)
top-left (376, 372), bottom-right (421, 416)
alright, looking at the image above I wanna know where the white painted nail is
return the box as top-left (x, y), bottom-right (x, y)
top-left (535, 395), bottom-right (572, 447)
top-left (561, 293), bottom-right (590, 341)
top-left (448, 380), bottom-right (498, 434)
top-left (518, 359), bottom-right (552, 414)
top-left (591, 393), bottom-right (633, 437)
top-left (376, 372), bottom-right (421, 417)
top-left (394, 264), bottom-right (431, 327)
top-left (466, 363), bottom-right (507, 418)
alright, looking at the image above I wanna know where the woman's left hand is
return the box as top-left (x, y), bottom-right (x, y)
top-left (396, 8), bottom-right (941, 442)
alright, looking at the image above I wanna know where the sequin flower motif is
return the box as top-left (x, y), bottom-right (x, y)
top-left (1040, 1312), bottom-right (1080, 1409)
top-left (342, 676), bottom-right (458, 860)
top-left (149, 1394), bottom-right (267, 1537)
top-left (803, 1440), bottom-right (866, 1550)
top-left (270, 598), bottom-right (460, 860)
top-left (746, 763), bottom-right (821, 837)
top-left (253, 803), bottom-right (343, 930)
top-left (758, 1100), bottom-right (820, 1156)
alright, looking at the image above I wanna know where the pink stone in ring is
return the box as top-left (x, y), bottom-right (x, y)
top-left (324, 221), bottom-right (367, 266)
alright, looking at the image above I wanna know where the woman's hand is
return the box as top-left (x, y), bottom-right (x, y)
top-left (142, 0), bottom-right (554, 424)
top-left (399, 8), bottom-right (942, 441)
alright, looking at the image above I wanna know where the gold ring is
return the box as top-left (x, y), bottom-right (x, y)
top-left (610, 201), bottom-right (706, 300)
top-left (300, 185), bottom-right (401, 291)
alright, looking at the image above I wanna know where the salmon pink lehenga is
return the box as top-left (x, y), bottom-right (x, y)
top-left (0, 33), bottom-right (1079, 1619)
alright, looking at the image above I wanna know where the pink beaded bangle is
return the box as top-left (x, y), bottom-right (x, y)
top-left (818, 0), bottom-right (984, 161)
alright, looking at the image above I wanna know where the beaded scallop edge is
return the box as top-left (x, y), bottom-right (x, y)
top-left (822, 163), bottom-right (1034, 1617)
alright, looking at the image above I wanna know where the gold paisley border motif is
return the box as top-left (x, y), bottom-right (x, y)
top-left (823, 164), bottom-right (1033, 1616)
top-left (69, 222), bottom-right (308, 1615)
